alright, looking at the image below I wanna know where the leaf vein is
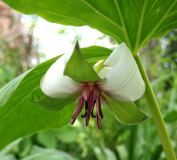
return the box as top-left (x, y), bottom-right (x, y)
top-left (140, 0), bottom-right (177, 47)
top-left (154, 21), bottom-right (177, 35)
top-left (144, 0), bottom-right (158, 19)
top-left (114, 0), bottom-right (132, 50)
top-left (134, 0), bottom-right (147, 53)
top-left (0, 89), bottom-right (37, 124)
top-left (129, 0), bottom-right (139, 21)
top-left (80, 0), bottom-right (123, 30)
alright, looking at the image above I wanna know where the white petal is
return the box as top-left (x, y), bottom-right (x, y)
top-left (40, 56), bottom-right (83, 98)
top-left (104, 42), bottom-right (127, 67)
top-left (98, 44), bottom-right (145, 102)
top-left (64, 50), bottom-right (72, 65)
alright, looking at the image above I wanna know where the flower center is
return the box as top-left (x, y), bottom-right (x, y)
top-left (70, 83), bottom-right (104, 129)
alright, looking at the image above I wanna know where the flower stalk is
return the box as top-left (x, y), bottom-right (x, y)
top-left (135, 55), bottom-right (176, 160)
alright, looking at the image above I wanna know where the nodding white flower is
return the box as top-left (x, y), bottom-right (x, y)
top-left (40, 42), bottom-right (146, 129)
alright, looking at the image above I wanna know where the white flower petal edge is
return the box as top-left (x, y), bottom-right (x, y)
top-left (98, 43), bottom-right (130, 79)
top-left (104, 42), bottom-right (127, 67)
top-left (40, 56), bottom-right (83, 98)
top-left (98, 43), bottom-right (145, 102)
top-left (64, 49), bottom-right (73, 65)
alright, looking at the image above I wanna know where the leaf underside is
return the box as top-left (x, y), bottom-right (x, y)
top-left (2, 0), bottom-right (177, 53)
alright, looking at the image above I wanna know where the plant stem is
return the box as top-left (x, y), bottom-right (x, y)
top-left (128, 100), bottom-right (139, 160)
top-left (135, 56), bottom-right (176, 160)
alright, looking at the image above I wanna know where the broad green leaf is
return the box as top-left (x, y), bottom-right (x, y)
top-left (0, 71), bottom-right (30, 107)
top-left (102, 93), bottom-right (148, 124)
top-left (64, 42), bottom-right (102, 82)
top-left (22, 146), bottom-right (78, 160)
top-left (32, 88), bottom-right (80, 111)
top-left (0, 46), bottom-right (111, 150)
top-left (3, 0), bottom-right (177, 53)
top-left (0, 55), bottom-right (76, 150)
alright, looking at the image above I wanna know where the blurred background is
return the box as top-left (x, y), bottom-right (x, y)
top-left (0, 1), bottom-right (177, 160)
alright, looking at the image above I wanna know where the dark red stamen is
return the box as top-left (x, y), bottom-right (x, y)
top-left (81, 110), bottom-right (89, 118)
top-left (97, 114), bottom-right (102, 129)
top-left (91, 110), bottom-right (96, 118)
top-left (84, 101), bottom-right (90, 126)
top-left (85, 114), bottom-right (90, 126)
top-left (70, 97), bottom-right (84, 125)
top-left (96, 97), bottom-right (103, 119)
top-left (70, 84), bottom-right (104, 129)
top-left (70, 118), bottom-right (76, 125)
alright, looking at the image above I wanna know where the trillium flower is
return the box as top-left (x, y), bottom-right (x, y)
top-left (37, 42), bottom-right (147, 129)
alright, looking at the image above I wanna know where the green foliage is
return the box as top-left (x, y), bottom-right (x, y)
top-left (2, 0), bottom-right (177, 54)
top-left (21, 145), bottom-right (78, 160)
top-left (102, 93), bottom-right (148, 124)
top-left (0, 55), bottom-right (77, 150)
top-left (1, 0), bottom-right (177, 160)
top-left (164, 110), bottom-right (177, 123)
top-left (19, 137), bottom-right (33, 157)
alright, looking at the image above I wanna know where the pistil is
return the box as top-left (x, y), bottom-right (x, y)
top-left (70, 83), bottom-right (104, 129)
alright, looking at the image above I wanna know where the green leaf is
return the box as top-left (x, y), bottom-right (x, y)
top-left (0, 46), bottom-right (110, 150)
top-left (3, 0), bottom-right (177, 53)
top-left (116, 144), bottom-right (128, 160)
top-left (64, 42), bottom-right (102, 82)
top-left (0, 139), bottom-right (22, 158)
top-left (55, 125), bottom-right (78, 143)
top-left (32, 87), bottom-right (80, 111)
top-left (37, 130), bottom-right (57, 148)
top-left (102, 93), bottom-right (148, 125)
top-left (22, 146), bottom-right (78, 160)
top-left (0, 55), bottom-right (76, 150)
top-left (94, 147), bottom-right (106, 160)
top-left (164, 110), bottom-right (177, 123)
top-left (103, 148), bottom-right (117, 160)
top-left (81, 46), bottom-right (112, 64)
top-left (19, 137), bottom-right (32, 158)
top-left (0, 154), bottom-right (17, 160)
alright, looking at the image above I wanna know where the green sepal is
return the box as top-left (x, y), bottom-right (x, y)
top-left (32, 88), bottom-right (80, 111)
top-left (102, 93), bottom-right (148, 125)
top-left (64, 41), bottom-right (102, 82)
